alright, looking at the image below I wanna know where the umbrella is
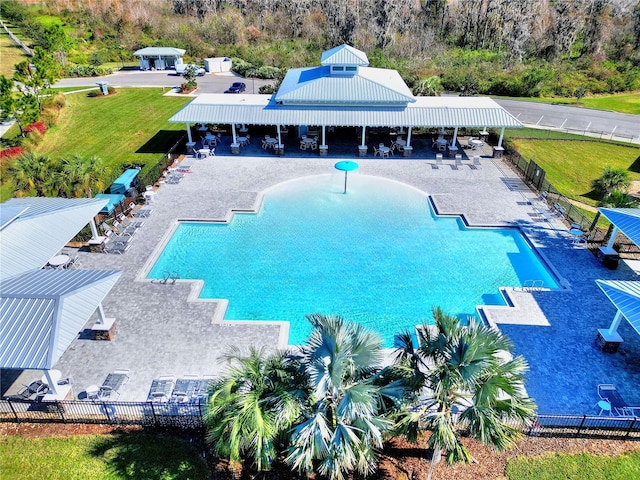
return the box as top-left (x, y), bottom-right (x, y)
top-left (334, 161), bottom-right (359, 194)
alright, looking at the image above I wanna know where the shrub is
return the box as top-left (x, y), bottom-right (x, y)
top-left (23, 129), bottom-right (44, 149)
top-left (258, 84), bottom-right (276, 94)
top-left (24, 121), bottom-right (46, 135)
top-left (0, 146), bottom-right (24, 159)
top-left (63, 64), bottom-right (113, 77)
top-left (252, 65), bottom-right (282, 79)
top-left (107, 86), bottom-right (116, 94)
top-left (40, 109), bottom-right (59, 128)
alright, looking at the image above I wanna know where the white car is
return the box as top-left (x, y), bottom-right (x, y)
top-left (175, 64), bottom-right (206, 76)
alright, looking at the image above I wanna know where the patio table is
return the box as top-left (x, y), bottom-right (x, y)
top-left (197, 148), bottom-right (211, 158)
top-left (395, 139), bottom-right (406, 147)
top-left (48, 255), bottom-right (70, 268)
top-left (265, 137), bottom-right (277, 146)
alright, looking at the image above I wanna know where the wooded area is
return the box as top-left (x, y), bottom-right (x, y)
top-left (6, 0), bottom-right (640, 96)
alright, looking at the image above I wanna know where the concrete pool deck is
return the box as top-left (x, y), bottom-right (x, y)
top-left (4, 153), bottom-right (639, 414)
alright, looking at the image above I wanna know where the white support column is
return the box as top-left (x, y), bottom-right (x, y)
top-left (406, 127), bottom-right (412, 146)
top-left (498, 127), bottom-right (505, 147)
top-left (43, 370), bottom-right (59, 397)
top-left (186, 123), bottom-right (193, 143)
top-left (361, 126), bottom-right (366, 146)
top-left (231, 124), bottom-right (237, 143)
top-left (607, 310), bottom-right (624, 337)
top-left (606, 226), bottom-right (619, 250)
top-left (277, 125), bottom-right (282, 145)
top-left (95, 304), bottom-right (107, 325)
top-left (452, 127), bottom-right (459, 147)
top-left (322, 125), bottom-right (326, 145)
top-left (90, 219), bottom-right (99, 240)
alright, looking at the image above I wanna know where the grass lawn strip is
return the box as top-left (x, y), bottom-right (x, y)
top-left (511, 139), bottom-right (640, 205)
top-left (0, 431), bottom-right (211, 480)
top-left (505, 451), bottom-right (640, 480)
top-left (36, 88), bottom-right (190, 182)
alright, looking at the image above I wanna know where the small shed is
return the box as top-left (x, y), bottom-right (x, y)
top-left (204, 57), bottom-right (232, 73)
top-left (133, 47), bottom-right (186, 70)
top-left (109, 168), bottom-right (140, 195)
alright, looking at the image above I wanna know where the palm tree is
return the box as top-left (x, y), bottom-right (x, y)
top-left (59, 154), bottom-right (110, 198)
top-left (285, 314), bottom-right (405, 480)
top-left (393, 307), bottom-right (536, 480)
top-left (592, 166), bottom-right (630, 198)
top-left (204, 347), bottom-right (304, 474)
top-left (8, 152), bottom-right (53, 197)
top-left (413, 75), bottom-right (443, 96)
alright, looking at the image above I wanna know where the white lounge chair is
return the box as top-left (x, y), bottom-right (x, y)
top-left (129, 202), bottom-right (152, 218)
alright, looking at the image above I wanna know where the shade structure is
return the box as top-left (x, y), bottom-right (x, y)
top-left (0, 269), bottom-right (122, 370)
top-left (0, 197), bottom-right (108, 281)
top-left (596, 280), bottom-right (640, 337)
top-left (599, 208), bottom-right (640, 248)
top-left (335, 161), bottom-right (359, 193)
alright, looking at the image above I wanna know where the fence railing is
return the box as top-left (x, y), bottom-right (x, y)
top-left (2, 399), bottom-right (640, 440)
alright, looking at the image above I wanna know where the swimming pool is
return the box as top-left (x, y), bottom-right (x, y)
top-left (148, 174), bottom-right (559, 345)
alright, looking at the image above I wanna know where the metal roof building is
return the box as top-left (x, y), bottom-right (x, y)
top-left (133, 46), bottom-right (186, 71)
top-left (600, 208), bottom-right (640, 249)
top-left (169, 44), bottom-right (521, 154)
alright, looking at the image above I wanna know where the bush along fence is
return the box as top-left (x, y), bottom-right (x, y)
top-left (503, 152), bottom-right (640, 257)
top-left (2, 399), bottom-right (640, 440)
top-left (137, 133), bottom-right (187, 190)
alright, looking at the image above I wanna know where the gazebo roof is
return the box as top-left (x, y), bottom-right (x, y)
top-left (321, 44), bottom-right (369, 66)
top-left (596, 280), bottom-right (640, 336)
top-left (599, 208), bottom-right (640, 248)
top-left (133, 47), bottom-right (186, 57)
top-left (0, 269), bottom-right (121, 370)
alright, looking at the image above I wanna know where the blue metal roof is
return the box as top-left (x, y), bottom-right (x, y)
top-left (321, 45), bottom-right (369, 66)
top-left (276, 66), bottom-right (415, 105)
top-left (600, 208), bottom-right (640, 248)
top-left (0, 269), bottom-right (122, 369)
top-left (0, 197), bottom-right (108, 280)
top-left (596, 280), bottom-right (640, 336)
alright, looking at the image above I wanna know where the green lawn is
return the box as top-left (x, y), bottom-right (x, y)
top-left (0, 27), bottom-right (30, 77)
top-left (36, 88), bottom-right (190, 183)
top-left (506, 451), bottom-right (640, 480)
top-left (0, 432), bottom-right (211, 480)
top-left (511, 139), bottom-right (640, 205)
top-left (496, 93), bottom-right (640, 115)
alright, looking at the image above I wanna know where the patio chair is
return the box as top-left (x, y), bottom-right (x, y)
top-left (105, 226), bottom-right (134, 243)
top-left (373, 145), bottom-right (380, 157)
top-left (262, 139), bottom-right (269, 149)
top-left (147, 375), bottom-right (176, 402)
top-left (113, 220), bottom-right (137, 236)
top-left (598, 384), bottom-right (630, 415)
top-left (299, 140), bottom-right (307, 150)
top-left (63, 254), bottom-right (79, 269)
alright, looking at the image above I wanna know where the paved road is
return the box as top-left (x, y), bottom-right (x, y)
top-left (54, 69), bottom-right (272, 94)
top-left (494, 98), bottom-right (640, 140)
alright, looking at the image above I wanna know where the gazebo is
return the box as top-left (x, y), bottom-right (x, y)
top-left (169, 44), bottom-right (521, 157)
top-left (133, 47), bottom-right (186, 70)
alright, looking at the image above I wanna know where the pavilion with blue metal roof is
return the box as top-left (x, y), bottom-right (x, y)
top-left (169, 44), bottom-right (521, 156)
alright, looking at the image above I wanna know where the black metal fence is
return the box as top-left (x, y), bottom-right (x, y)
top-left (0, 399), bottom-right (206, 429)
top-left (2, 399), bottom-right (640, 440)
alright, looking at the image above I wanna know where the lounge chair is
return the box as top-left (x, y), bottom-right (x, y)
top-left (147, 375), bottom-right (176, 402)
top-left (598, 384), bottom-right (633, 415)
top-left (129, 202), bottom-right (152, 218)
top-left (170, 375), bottom-right (200, 403)
top-left (103, 239), bottom-right (131, 254)
top-left (113, 220), bottom-right (137, 236)
top-left (104, 228), bottom-right (134, 244)
top-left (118, 213), bottom-right (144, 229)
top-left (7, 380), bottom-right (49, 400)
top-left (97, 369), bottom-right (129, 400)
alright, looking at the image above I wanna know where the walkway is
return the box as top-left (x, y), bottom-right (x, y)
top-left (5, 153), bottom-right (639, 414)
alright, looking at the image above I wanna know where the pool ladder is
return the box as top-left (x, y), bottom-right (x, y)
top-left (160, 271), bottom-right (180, 285)
top-left (522, 279), bottom-right (544, 292)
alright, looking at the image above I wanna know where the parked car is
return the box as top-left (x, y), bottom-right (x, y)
top-left (175, 64), bottom-right (206, 76)
top-left (225, 82), bottom-right (247, 93)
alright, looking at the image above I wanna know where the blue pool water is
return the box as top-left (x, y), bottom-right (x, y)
top-left (149, 174), bottom-right (558, 345)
